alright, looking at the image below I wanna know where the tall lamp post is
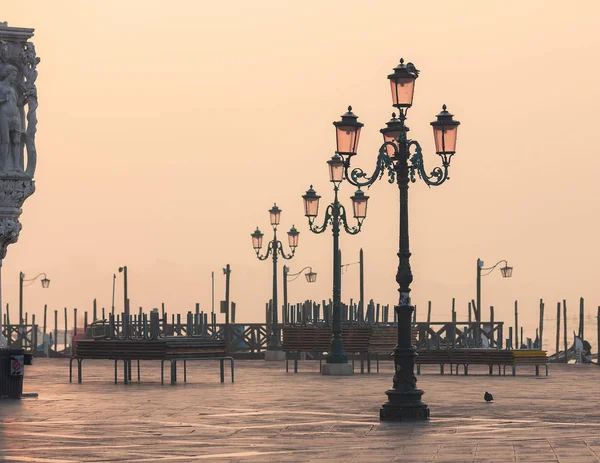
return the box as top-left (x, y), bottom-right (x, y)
top-left (251, 204), bottom-right (299, 361)
top-left (476, 258), bottom-right (513, 322)
top-left (332, 59), bottom-right (461, 420)
top-left (303, 158), bottom-right (369, 375)
top-left (18, 272), bottom-right (50, 346)
top-left (283, 265), bottom-right (317, 324)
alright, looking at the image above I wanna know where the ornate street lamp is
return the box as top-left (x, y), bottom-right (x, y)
top-left (251, 204), bottom-right (299, 360)
top-left (282, 266), bottom-right (317, 324)
top-left (476, 258), bottom-right (513, 322)
top-left (302, 155), bottom-right (369, 375)
top-left (333, 58), bottom-right (461, 420)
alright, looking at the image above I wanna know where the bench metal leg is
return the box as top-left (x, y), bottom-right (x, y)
top-left (367, 354), bottom-right (371, 373)
top-left (114, 360), bottom-right (118, 384)
top-left (220, 359), bottom-right (224, 383)
top-left (360, 358), bottom-right (364, 374)
top-left (488, 365), bottom-right (493, 375)
top-left (294, 358), bottom-right (298, 373)
top-left (160, 360), bottom-right (164, 385)
top-left (229, 357), bottom-right (235, 383)
top-left (69, 358), bottom-right (74, 384)
top-left (416, 364), bottom-right (421, 375)
top-left (544, 365), bottom-right (548, 376)
top-left (170, 360), bottom-right (176, 385)
top-left (464, 364), bottom-right (469, 376)
top-left (285, 359), bottom-right (288, 372)
top-left (319, 357), bottom-right (322, 373)
top-left (535, 365), bottom-right (539, 376)
top-left (440, 364), bottom-right (444, 375)
top-left (127, 360), bottom-right (132, 382)
top-left (137, 359), bottom-right (140, 382)
top-left (184, 360), bottom-right (187, 383)
top-left (512, 365), bottom-right (516, 376)
top-left (78, 359), bottom-right (83, 384)
top-left (123, 360), bottom-right (129, 385)
top-left (376, 354), bottom-right (379, 373)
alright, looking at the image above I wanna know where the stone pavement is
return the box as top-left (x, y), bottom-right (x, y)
top-left (0, 359), bottom-right (599, 462)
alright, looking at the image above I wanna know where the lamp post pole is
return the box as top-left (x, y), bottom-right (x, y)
top-left (19, 272), bottom-right (24, 325)
top-left (331, 59), bottom-right (461, 420)
top-left (251, 204), bottom-right (299, 361)
top-left (303, 164), bottom-right (369, 374)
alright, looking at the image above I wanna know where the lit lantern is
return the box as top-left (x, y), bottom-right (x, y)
top-left (302, 186), bottom-right (321, 218)
top-left (327, 154), bottom-right (345, 183)
top-left (333, 106), bottom-right (363, 156)
top-left (305, 268), bottom-right (317, 283)
top-left (430, 105), bottom-right (460, 165)
top-left (251, 227), bottom-right (264, 250)
top-left (269, 203), bottom-right (281, 226)
top-left (287, 225), bottom-right (299, 249)
top-left (350, 189), bottom-right (369, 220)
top-left (387, 58), bottom-right (419, 108)
top-left (380, 113), bottom-right (404, 158)
top-left (500, 264), bottom-right (513, 278)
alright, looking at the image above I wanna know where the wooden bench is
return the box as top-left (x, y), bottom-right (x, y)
top-left (282, 326), bottom-right (372, 372)
top-left (504, 350), bottom-right (548, 376)
top-left (414, 349), bottom-right (548, 376)
top-left (70, 337), bottom-right (234, 385)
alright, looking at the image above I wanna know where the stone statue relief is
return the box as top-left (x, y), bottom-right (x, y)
top-left (0, 64), bottom-right (24, 174)
top-left (0, 35), bottom-right (40, 178)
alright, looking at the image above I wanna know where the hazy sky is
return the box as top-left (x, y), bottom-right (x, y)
top-left (3, 1), bottom-right (600, 348)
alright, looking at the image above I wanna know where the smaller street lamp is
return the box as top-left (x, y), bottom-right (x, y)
top-left (18, 271), bottom-right (50, 346)
top-left (282, 266), bottom-right (317, 324)
top-left (476, 258), bottom-right (513, 322)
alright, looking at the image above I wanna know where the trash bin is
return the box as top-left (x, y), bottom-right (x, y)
top-left (0, 348), bottom-right (24, 398)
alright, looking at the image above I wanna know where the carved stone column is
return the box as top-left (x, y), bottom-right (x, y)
top-left (0, 22), bottom-right (40, 349)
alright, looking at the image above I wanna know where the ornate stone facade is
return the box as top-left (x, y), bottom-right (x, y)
top-left (0, 22), bottom-right (39, 260)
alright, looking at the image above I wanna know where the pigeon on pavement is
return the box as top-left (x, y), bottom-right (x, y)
top-left (484, 391), bottom-right (494, 402)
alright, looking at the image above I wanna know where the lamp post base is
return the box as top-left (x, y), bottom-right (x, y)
top-left (321, 362), bottom-right (353, 376)
top-left (380, 389), bottom-right (430, 421)
top-left (264, 350), bottom-right (286, 361)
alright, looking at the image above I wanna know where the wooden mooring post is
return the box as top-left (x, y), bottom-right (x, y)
top-left (562, 299), bottom-right (568, 363)
top-left (555, 302), bottom-right (561, 358)
top-left (539, 299), bottom-right (544, 350)
top-left (514, 301), bottom-right (519, 349)
top-left (54, 310), bottom-right (58, 352)
top-left (578, 297), bottom-right (584, 340)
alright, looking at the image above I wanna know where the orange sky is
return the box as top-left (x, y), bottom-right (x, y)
top-left (3, 1), bottom-right (600, 349)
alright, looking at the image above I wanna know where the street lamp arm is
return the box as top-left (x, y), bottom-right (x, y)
top-left (408, 140), bottom-right (449, 187)
top-left (22, 272), bottom-right (48, 286)
top-left (339, 203), bottom-right (362, 235)
top-left (255, 240), bottom-right (274, 261)
top-left (307, 204), bottom-right (333, 234)
top-left (287, 266), bottom-right (313, 281)
top-left (278, 239), bottom-right (296, 261)
top-left (344, 144), bottom-right (392, 188)
top-left (481, 259), bottom-right (509, 276)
